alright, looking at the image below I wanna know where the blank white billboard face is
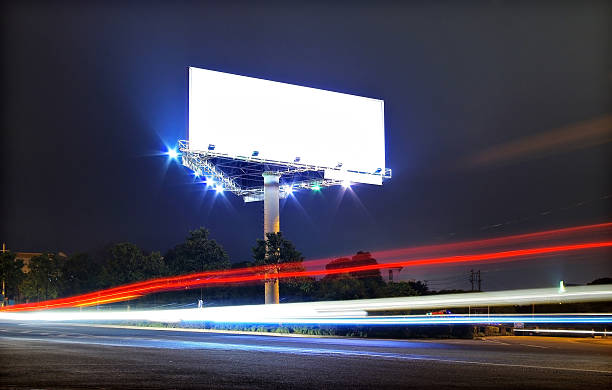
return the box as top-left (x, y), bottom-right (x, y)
top-left (188, 67), bottom-right (385, 184)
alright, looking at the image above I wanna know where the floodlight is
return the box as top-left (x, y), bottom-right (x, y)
top-left (167, 148), bottom-right (179, 159)
top-left (312, 184), bottom-right (321, 191)
top-left (284, 185), bottom-right (294, 195)
top-left (194, 169), bottom-right (201, 177)
top-left (215, 184), bottom-right (224, 193)
top-left (206, 177), bottom-right (215, 186)
top-left (342, 180), bottom-right (351, 189)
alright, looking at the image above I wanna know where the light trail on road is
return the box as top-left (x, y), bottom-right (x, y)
top-left (1, 311), bottom-right (611, 326)
top-left (8, 222), bottom-right (606, 313)
top-left (1, 285), bottom-right (611, 327)
top-left (1, 239), bottom-right (610, 312)
top-left (310, 221), bottom-right (612, 267)
top-left (513, 328), bottom-right (611, 336)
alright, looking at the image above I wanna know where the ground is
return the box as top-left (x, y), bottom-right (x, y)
top-left (1, 321), bottom-right (610, 389)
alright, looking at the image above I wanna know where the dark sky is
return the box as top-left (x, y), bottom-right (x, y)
top-left (2, 1), bottom-right (610, 290)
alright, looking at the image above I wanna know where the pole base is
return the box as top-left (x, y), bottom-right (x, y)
top-left (264, 279), bottom-right (279, 304)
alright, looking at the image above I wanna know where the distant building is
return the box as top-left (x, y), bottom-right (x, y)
top-left (14, 252), bottom-right (42, 272)
top-left (1, 244), bottom-right (67, 273)
top-left (16, 252), bottom-right (67, 272)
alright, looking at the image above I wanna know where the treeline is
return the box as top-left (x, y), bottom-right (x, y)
top-left (0, 228), bottom-right (228, 303)
top-left (0, 227), bottom-right (429, 305)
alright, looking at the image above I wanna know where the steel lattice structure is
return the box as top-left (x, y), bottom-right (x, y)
top-left (179, 140), bottom-right (391, 202)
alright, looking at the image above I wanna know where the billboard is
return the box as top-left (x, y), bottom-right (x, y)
top-left (188, 67), bottom-right (386, 185)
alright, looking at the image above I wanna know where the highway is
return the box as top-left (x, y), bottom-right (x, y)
top-left (1, 321), bottom-right (611, 389)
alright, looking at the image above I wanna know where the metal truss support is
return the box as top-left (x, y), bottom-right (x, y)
top-left (178, 140), bottom-right (391, 202)
top-left (181, 151), bottom-right (244, 195)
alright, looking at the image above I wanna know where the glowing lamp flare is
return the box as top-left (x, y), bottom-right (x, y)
top-left (167, 148), bottom-right (179, 159)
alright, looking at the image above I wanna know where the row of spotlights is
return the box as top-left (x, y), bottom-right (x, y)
top-left (281, 181), bottom-right (351, 194)
top-left (165, 148), bottom-right (225, 194)
top-left (283, 184), bottom-right (321, 193)
top-left (169, 146), bottom-right (351, 195)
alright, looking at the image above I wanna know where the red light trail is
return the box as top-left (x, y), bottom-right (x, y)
top-left (162, 241), bottom-right (612, 287)
top-left (2, 239), bottom-right (610, 312)
top-left (301, 222), bottom-right (612, 269)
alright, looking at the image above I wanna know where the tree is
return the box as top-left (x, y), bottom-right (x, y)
top-left (380, 281), bottom-right (428, 297)
top-left (252, 232), bottom-right (303, 267)
top-left (588, 277), bottom-right (612, 285)
top-left (164, 228), bottom-right (230, 275)
top-left (0, 251), bottom-right (25, 302)
top-left (317, 274), bottom-right (368, 300)
top-left (252, 232), bottom-right (314, 299)
top-left (21, 253), bottom-right (61, 302)
top-left (59, 252), bottom-right (103, 296)
top-left (99, 243), bottom-right (167, 288)
top-left (324, 251), bottom-right (384, 282)
top-left (318, 251), bottom-right (385, 300)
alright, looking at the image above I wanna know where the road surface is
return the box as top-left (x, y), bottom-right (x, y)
top-left (1, 321), bottom-right (610, 389)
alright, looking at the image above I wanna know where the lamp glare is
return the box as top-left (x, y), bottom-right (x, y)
top-left (167, 148), bottom-right (179, 159)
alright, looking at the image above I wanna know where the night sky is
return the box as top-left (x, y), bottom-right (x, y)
top-left (2, 1), bottom-right (610, 291)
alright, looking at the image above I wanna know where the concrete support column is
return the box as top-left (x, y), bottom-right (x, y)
top-left (264, 269), bottom-right (280, 304)
top-left (263, 172), bottom-right (281, 304)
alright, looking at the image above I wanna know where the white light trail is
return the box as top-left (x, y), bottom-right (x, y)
top-left (0, 310), bottom-right (610, 326)
top-left (1, 285), bottom-right (610, 326)
top-left (513, 329), bottom-right (610, 336)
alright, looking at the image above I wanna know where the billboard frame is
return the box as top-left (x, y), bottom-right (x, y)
top-left (179, 139), bottom-right (391, 202)
top-left (179, 66), bottom-right (392, 304)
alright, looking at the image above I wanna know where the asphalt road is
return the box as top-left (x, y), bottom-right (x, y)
top-left (1, 321), bottom-right (611, 389)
